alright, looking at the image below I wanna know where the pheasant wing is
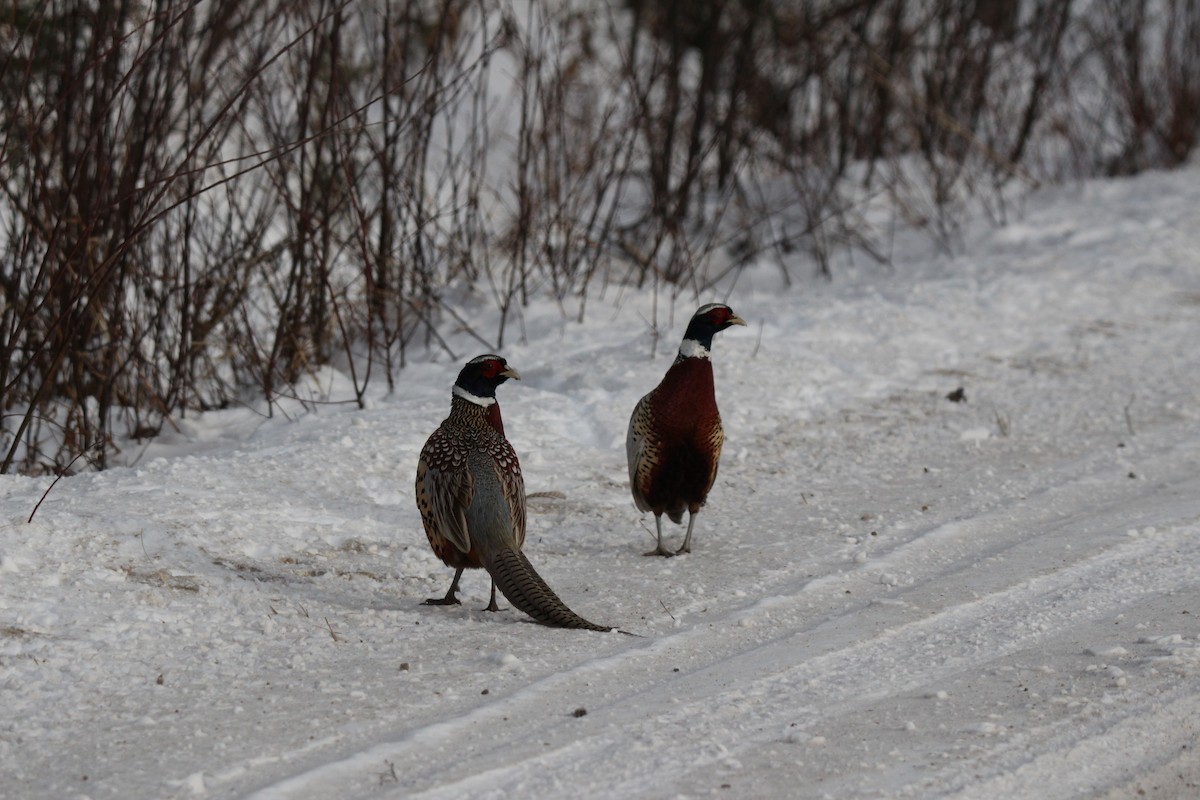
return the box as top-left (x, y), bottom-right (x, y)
top-left (496, 439), bottom-right (527, 548)
top-left (625, 392), bottom-right (655, 512)
top-left (417, 432), bottom-right (475, 555)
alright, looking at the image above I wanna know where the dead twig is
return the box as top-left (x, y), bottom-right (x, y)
top-left (28, 442), bottom-right (103, 523)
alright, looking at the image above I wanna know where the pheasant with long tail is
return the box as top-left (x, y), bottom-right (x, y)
top-left (416, 355), bottom-right (612, 631)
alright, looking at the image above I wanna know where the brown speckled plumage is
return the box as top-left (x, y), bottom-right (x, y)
top-left (627, 304), bottom-right (745, 556)
top-left (416, 355), bottom-right (611, 631)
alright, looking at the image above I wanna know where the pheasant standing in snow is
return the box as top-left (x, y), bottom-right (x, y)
top-left (415, 354), bottom-right (612, 631)
top-left (627, 303), bottom-right (746, 556)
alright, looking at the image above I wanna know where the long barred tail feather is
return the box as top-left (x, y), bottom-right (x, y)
top-left (485, 547), bottom-right (613, 632)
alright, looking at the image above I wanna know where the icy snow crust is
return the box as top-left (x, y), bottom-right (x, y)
top-left (3, 167), bottom-right (1200, 798)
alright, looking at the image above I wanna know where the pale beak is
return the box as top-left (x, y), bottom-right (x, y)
top-left (729, 314), bottom-right (747, 327)
top-left (501, 365), bottom-right (522, 381)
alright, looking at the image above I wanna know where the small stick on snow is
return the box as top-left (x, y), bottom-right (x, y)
top-left (527, 490), bottom-right (567, 500)
top-left (994, 406), bottom-right (1011, 437)
top-left (379, 761), bottom-right (399, 785)
top-left (28, 442), bottom-right (102, 523)
top-left (1124, 394), bottom-right (1136, 436)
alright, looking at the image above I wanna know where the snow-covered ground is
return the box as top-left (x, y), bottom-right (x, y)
top-left (3, 166), bottom-right (1200, 799)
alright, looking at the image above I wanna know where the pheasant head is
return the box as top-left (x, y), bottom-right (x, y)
top-left (677, 303), bottom-right (747, 361)
top-left (451, 354), bottom-right (521, 434)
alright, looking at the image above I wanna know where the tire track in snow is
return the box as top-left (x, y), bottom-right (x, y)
top-left (934, 682), bottom-right (1200, 800)
top-left (397, 521), bottom-right (1199, 799)
top-left (245, 436), bottom-right (1200, 800)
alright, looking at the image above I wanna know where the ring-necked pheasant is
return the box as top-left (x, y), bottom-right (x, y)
top-left (415, 354), bottom-right (612, 631)
top-left (627, 303), bottom-right (746, 556)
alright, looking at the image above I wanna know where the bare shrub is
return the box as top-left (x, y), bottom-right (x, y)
top-left (0, 0), bottom-right (291, 472)
top-left (1073, 0), bottom-right (1200, 176)
top-left (2, 0), bottom-right (1198, 474)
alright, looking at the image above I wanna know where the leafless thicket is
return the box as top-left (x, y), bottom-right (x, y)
top-left (2, 0), bottom-right (1197, 473)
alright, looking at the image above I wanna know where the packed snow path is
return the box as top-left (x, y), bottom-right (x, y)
top-left (3, 168), bottom-right (1199, 798)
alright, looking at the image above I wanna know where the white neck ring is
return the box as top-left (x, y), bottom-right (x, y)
top-left (453, 384), bottom-right (496, 406)
top-left (677, 339), bottom-right (711, 360)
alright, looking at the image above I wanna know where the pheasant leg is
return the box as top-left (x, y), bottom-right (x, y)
top-left (424, 567), bottom-right (464, 605)
top-left (644, 515), bottom-right (675, 557)
top-left (676, 512), bottom-right (698, 555)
